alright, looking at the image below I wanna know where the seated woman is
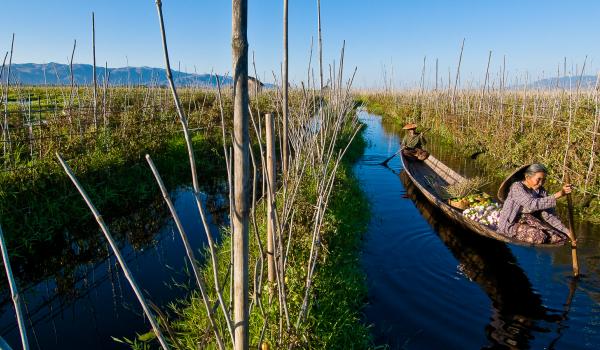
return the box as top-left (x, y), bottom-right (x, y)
top-left (401, 123), bottom-right (429, 161)
top-left (497, 164), bottom-right (573, 244)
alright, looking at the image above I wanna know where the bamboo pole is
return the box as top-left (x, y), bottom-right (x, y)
top-left (92, 12), bottom-right (98, 129)
top-left (232, 0), bottom-right (250, 347)
top-left (317, 0), bottom-right (324, 92)
top-left (145, 154), bottom-right (225, 350)
top-left (0, 224), bottom-right (29, 350)
top-left (282, 0), bottom-right (289, 176)
top-left (68, 39), bottom-right (76, 111)
top-left (266, 113), bottom-right (276, 287)
top-left (154, 1), bottom-right (235, 342)
top-left (55, 153), bottom-right (170, 350)
top-left (452, 38), bottom-right (465, 112)
top-left (3, 33), bottom-right (14, 159)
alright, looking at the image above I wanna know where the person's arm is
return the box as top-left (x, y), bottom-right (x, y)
top-left (551, 184), bottom-right (573, 200)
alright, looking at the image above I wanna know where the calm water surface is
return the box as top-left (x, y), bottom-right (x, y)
top-left (0, 186), bottom-right (227, 349)
top-left (357, 111), bottom-right (600, 349)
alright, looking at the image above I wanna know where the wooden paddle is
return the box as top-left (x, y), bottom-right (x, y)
top-left (380, 128), bottom-right (430, 166)
top-left (564, 172), bottom-right (580, 277)
top-left (380, 150), bottom-right (401, 166)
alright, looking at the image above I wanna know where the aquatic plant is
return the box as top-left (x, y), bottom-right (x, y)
top-left (443, 176), bottom-right (489, 199)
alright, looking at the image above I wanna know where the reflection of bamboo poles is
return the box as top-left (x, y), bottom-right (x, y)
top-left (145, 154), bottom-right (225, 350)
top-left (0, 224), bottom-right (29, 350)
top-left (55, 153), bottom-right (170, 350)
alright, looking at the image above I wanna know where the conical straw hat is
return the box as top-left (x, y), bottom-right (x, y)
top-left (497, 164), bottom-right (531, 203)
top-left (402, 123), bottom-right (417, 130)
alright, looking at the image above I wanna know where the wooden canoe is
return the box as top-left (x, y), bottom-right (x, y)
top-left (400, 153), bottom-right (563, 247)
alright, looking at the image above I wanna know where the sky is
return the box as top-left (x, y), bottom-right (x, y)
top-left (1, 0), bottom-right (599, 88)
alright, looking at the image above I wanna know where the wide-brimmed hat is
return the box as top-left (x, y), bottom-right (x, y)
top-left (497, 164), bottom-right (531, 203)
top-left (402, 123), bottom-right (417, 130)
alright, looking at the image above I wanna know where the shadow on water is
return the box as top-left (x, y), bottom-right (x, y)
top-left (399, 169), bottom-right (567, 349)
top-left (0, 181), bottom-right (228, 349)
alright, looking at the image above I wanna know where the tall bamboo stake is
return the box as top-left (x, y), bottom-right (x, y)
top-left (68, 39), bottom-right (76, 110)
top-left (0, 224), bottom-right (29, 350)
top-left (154, 1), bottom-right (235, 343)
top-left (452, 38), bottom-right (465, 111)
top-left (3, 33), bottom-right (14, 159)
top-left (232, 0), bottom-right (250, 348)
top-left (92, 12), bottom-right (98, 129)
top-left (266, 113), bottom-right (276, 287)
top-left (435, 58), bottom-right (438, 92)
top-left (282, 0), bottom-right (289, 176)
top-left (56, 153), bottom-right (170, 350)
top-left (317, 0), bottom-right (324, 92)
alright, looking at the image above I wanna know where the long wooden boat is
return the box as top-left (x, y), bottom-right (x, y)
top-left (400, 153), bottom-right (563, 247)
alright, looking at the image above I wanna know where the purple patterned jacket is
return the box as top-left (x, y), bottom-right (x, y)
top-left (497, 182), bottom-right (568, 234)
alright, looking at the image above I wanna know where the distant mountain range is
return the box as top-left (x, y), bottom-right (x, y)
top-left (2, 63), bottom-right (235, 87)
top-left (527, 75), bottom-right (598, 90)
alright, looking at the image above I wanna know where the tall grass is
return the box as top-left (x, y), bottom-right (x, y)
top-left (358, 86), bottom-right (600, 221)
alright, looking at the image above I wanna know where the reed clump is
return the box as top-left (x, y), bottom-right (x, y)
top-left (358, 86), bottom-right (600, 222)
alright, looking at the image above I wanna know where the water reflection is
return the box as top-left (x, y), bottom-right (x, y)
top-left (0, 183), bottom-right (228, 349)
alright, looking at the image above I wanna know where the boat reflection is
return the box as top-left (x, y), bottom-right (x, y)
top-left (399, 170), bottom-right (563, 349)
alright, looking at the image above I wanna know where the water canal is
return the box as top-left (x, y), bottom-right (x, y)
top-left (0, 186), bottom-right (227, 349)
top-left (357, 111), bottom-right (600, 349)
top-left (2, 110), bottom-right (600, 349)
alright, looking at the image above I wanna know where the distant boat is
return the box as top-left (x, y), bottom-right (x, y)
top-left (400, 153), bottom-right (564, 247)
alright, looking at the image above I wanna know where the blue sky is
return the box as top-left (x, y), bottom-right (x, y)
top-left (0, 0), bottom-right (598, 88)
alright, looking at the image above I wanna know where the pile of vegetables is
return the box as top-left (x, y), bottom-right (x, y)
top-left (462, 202), bottom-right (501, 229)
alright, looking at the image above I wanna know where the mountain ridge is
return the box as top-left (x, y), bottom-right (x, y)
top-left (2, 62), bottom-right (236, 87)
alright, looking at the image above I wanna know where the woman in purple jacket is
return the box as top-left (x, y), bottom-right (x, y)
top-left (497, 164), bottom-right (574, 244)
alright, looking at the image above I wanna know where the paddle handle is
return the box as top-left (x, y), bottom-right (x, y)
top-left (564, 173), bottom-right (579, 277)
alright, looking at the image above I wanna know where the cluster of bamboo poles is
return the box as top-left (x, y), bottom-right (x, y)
top-left (1, 1), bottom-right (361, 350)
top-left (0, 26), bottom-right (235, 172)
top-left (361, 50), bottom-right (600, 200)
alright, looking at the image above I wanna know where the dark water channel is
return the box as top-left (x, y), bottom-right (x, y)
top-left (0, 186), bottom-right (228, 349)
top-left (357, 111), bottom-right (600, 349)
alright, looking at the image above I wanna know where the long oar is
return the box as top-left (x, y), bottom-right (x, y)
top-left (380, 128), bottom-right (431, 166)
top-left (564, 173), bottom-right (580, 277)
top-left (380, 149), bottom-right (401, 166)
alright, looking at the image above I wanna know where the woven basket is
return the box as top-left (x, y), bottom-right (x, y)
top-left (448, 198), bottom-right (469, 210)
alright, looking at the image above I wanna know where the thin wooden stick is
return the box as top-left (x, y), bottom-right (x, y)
top-left (0, 224), bottom-right (29, 350)
top-left (154, 0), bottom-right (235, 343)
top-left (564, 172), bottom-right (580, 277)
top-left (266, 113), bottom-right (276, 287)
top-left (3, 34), bottom-right (15, 159)
top-left (92, 12), bottom-right (98, 129)
top-left (56, 153), bottom-right (170, 350)
top-left (282, 0), bottom-right (289, 176)
top-left (145, 154), bottom-right (225, 349)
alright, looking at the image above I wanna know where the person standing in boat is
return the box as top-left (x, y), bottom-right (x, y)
top-left (497, 163), bottom-right (574, 244)
top-left (401, 123), bottom-right (429, 161)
